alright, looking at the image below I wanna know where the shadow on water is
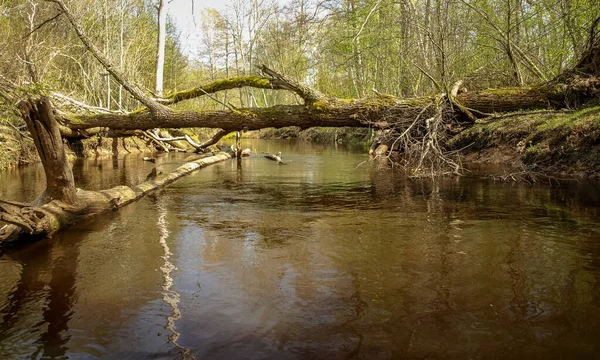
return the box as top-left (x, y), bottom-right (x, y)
top-left (0, 232), bottom-right (80, 358)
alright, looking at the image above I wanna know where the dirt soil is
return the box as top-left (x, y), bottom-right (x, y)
top-left (448, 107), bottom-right (600, 179)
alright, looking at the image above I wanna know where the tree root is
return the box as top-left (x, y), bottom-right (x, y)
top-left (369, 94), bottom-right (465, 177)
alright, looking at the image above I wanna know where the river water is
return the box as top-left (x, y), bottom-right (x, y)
top-left (0, 140), bottom-right (599, 359)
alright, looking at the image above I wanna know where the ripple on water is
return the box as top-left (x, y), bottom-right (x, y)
top-left (1, 141), bottom-right (600, 358)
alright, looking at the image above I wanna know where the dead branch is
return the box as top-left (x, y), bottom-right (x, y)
top-left (197, 129), bottom-right (230, 149)
top-left (22, 11), bottom-right (62, 39)
top-left (51, 92), bottom-right (118, 114)
top-left (46, 0), bottom-right (168, 113)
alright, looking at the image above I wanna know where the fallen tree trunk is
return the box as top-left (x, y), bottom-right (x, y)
top-left (0, 151), bottom-right (231, 242)
top-left (59, 83), bottom-right (598, 132)
top-left (0, 96), bottom-right (233, 243)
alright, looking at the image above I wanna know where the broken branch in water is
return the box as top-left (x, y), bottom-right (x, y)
top-left (265, 151), bottom-right (283, 164)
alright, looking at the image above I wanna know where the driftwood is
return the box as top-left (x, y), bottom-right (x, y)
top-left (241, 148), bottom-right (252, 157)
top-left (264, 152), bottom-right (283, 164)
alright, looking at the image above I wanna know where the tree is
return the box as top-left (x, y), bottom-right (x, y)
top-left (155, 0), bottom-right (167, 96)
top-left (2, 0), bottom-right (600, 244)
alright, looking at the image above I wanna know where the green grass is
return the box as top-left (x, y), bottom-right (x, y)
top-left (448, 106), bottom-right (600, 172)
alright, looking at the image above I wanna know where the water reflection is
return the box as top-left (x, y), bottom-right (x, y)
top-left (0, 140), bottom-right (599, 358)
top-left (0, 231), bottom-right (80, 358)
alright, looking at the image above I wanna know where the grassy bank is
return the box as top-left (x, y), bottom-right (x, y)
top-left (448, 106), bottom-right (600, 176)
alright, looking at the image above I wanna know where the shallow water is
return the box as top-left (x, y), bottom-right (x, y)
top-left (0, 140), bottom-right (599, 359)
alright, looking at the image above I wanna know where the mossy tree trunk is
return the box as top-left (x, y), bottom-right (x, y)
top-left (58, 83), bottom-right (591, 133)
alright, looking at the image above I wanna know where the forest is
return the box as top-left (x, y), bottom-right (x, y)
top-left (2, 0), bottom-right (598, 106)
top-left (2, 1), bottom-right (600, 358)
top-left (0, 0), bottom-right (599, 241)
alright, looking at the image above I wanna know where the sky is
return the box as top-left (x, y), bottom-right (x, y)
top-left (168, 0), bottom-right (287, 58)
top-left (168, 0), bottom-right (225, 57)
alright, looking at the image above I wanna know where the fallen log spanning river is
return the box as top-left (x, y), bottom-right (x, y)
top-left (0, 140), bottom-right (599, 359)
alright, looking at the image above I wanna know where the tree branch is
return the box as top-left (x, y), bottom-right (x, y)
top-left (22, 12), bottom-right (62, 39)
top-left (156, 76), bottom-right (291, 105)
top-left (157, 66), bottom-right (325, 106)
top-left (46, 0), bottom-right (168, 113)
top-left (258, 65), bottom-right (325, 104)
top-left (197, 129), bottom-right (230, 148)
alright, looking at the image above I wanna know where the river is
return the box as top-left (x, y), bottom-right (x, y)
top-left (0, 139), bottom-right (599, 359)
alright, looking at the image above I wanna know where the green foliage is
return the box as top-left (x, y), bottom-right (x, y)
top-left (449, 106), bottom-right (600, 171)
top-left (0, 0), bottom-right (598, 168)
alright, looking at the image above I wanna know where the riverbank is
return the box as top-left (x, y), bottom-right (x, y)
top-left (238, 126), bottom-right (372, 146)
top-left (448, 106), bottom-right (600, 178)
top-left (0, 125), bottom-right (157, 171)
top-left (2, 107), bottom-right (599, 176)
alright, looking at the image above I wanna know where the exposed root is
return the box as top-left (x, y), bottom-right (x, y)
top-left (370, 95), bottom-right (465, 178)
top-left (0, 199), bottom-right (49, 234)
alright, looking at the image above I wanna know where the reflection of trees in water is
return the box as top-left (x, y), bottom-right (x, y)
top-left (0, 235), bottom-right (80, 358)
top-left (70, 153), bottom-right (156, 191)
top-left (1, 150), bottom-right (595, 357)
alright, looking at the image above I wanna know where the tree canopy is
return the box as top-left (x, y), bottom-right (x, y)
top-left (1, 0), bottom-right (599, 118)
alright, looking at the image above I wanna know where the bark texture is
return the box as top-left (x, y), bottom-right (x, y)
top-left (0, 151), bottom-right (231, 243)
top-left (58, 81), bottom-right (598, 134)
top-left (20, 96), bottom-right (76, 204)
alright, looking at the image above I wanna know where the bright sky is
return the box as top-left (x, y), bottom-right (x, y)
top-left (169, 0), bottom-right (287, 58)
top-left (169, 0), bottom-right (225, 57)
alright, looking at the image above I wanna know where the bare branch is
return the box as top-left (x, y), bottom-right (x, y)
top-left (197, 129), bottom-right (230, 148)
top-left (51, 92), bottom-right (119, 114)
top-left (46, 0), bottom-right (167, 113)
top-left (22, 12), bottom-right (62, 39)
top-left (353, 0), bottom-right (383, 43)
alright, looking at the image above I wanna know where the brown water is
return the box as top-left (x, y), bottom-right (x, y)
top-left (1, 140), bottom-right (599, 359)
